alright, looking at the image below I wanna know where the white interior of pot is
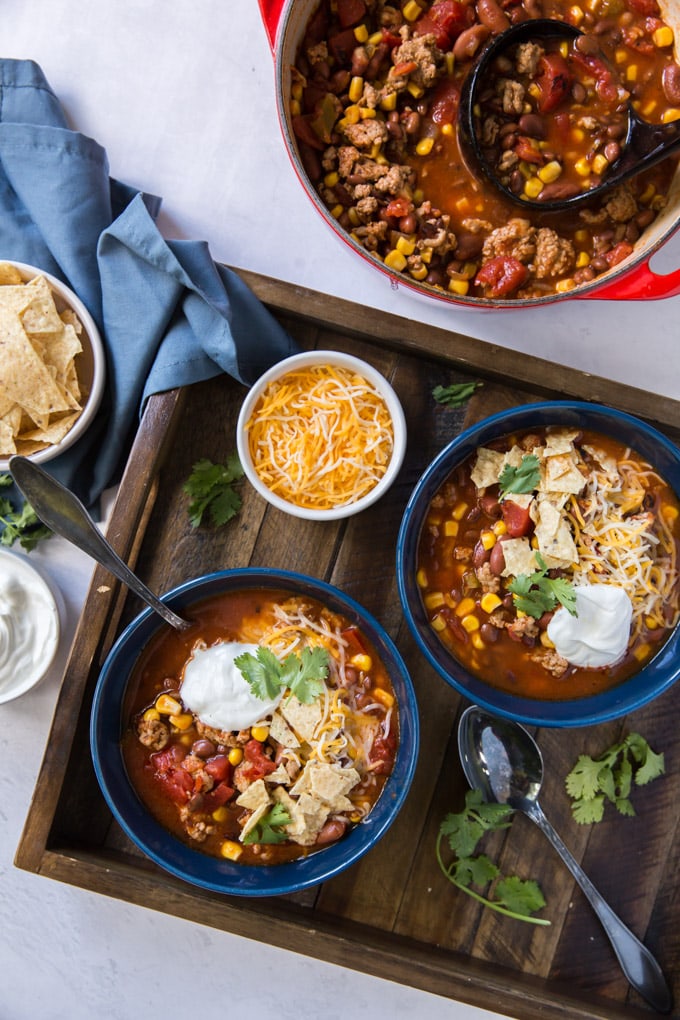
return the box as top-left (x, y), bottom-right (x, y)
top-left (276, 0), bottom-right (680, 305)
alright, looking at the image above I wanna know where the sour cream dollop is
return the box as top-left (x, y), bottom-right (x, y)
top-left (547, 584), bottom-right (633, 668)
top-left (0, 550), bottom-right (60, 702)
top-left (180, 641), bottom-right (283, 731)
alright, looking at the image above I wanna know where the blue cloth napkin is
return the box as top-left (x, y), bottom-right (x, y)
top-left (0, 58), bottom-right (298, 515)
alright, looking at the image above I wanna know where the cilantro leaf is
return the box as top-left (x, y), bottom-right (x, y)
top-left (498, 454), bottom-right (541, 498)
top-left (507, 553), bottom-right (576, 619)
top-left (436, 789), bottom-right (549, 925)
top-left (565, 732), bottom-right (664, 824)
top-left (235, 645), bottom-right (329, 704)
top-left (0, 496), bottom-right (52, 551)
top-left (242, 802), bottom-right (292, 845)
top-left (0, 473), bottom-right (13, 488)
top-left (432, 381), bottom-right (482, 407)
top-left (234, 646), bottom-right (283, 701)
top-left (183, 455), bottom-right (244, 528)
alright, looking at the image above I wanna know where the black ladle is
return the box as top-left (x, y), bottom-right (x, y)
top-left (459, 18), bottom-right (680, 212)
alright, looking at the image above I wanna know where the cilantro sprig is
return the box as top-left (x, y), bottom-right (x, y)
top-left (235, 645), bottom-right (329, 705)
top-left (242, 802), bottom-right (293, 845)
top-left (0, 474), bottom-right (51, 551)
top-left (432, 381), bottom-right (482, 407)
top-left (565, 733), bottom-right (665, 825)
top-left (498, 453), bottom-right (541, 498)
top-left (436, 789), bottom-right (549, 924)
top-left (183, 455), bottom-right (244, 528)
top-left (508, 552), bottom-right (576, 620)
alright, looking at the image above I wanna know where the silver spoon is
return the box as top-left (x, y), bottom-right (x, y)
top-left (9, 455), bottom-right (192, 632)
top-left (457, 705), bottom-right (672, 1014)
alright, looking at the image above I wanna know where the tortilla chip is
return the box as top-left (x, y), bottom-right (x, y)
top-left (500, 537), bottom-right (538, 577)
top-left (471, 447), bottom-right (505, 489)
top-left (534, 500), bottom-right (578, 567)
top-left (269, 709), bottom-right (300, 749)
top-left (541, 452), bottom-right (586, 495)
top-left (279, 695), bottom-right (323, 743)
top-left (236, 778), bottom-right (271, 813)
top-left (0, 262), bottom-right (24, 285)
top-left (544, 429), bottom-right (580, 456)
top-left (583, 444), bottom-right (618, 476)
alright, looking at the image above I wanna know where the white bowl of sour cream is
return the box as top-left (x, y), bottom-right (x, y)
top-left (0, 548), bottom-right (61, 704)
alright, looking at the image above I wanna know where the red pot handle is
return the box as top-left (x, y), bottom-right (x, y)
top-left (258, 0), bottom-right (286, 52)
top-left (576, 232), bottom-right (680, 301)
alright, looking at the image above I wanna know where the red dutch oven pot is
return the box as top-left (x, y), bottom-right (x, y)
top-left (258, 0), bottom-right (680, 307)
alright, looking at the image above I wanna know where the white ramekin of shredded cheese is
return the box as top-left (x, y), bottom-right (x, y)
top-left (0, 548), bottom-right (62, 704)
top-left (237, 350), bottom-right (407, 520)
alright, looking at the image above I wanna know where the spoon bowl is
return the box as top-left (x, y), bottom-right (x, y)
top-left (9, 456), bottom-right (193, 632)
top-left (457, 705), bottom-right (672, 1013)
top-left (459, 18), bottom-right (680, 212)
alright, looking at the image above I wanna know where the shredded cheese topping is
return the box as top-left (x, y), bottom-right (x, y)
top-left (246, 364), bottom-right (394, 510)
top-left (566, 456), bottom-right (680, 643)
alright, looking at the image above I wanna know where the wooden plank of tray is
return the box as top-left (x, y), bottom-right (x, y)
top-left (15, 275), bottom-right (680, 1020)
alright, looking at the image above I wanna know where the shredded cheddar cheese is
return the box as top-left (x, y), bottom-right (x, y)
top-left (246, 364), bottom-right (394, 510)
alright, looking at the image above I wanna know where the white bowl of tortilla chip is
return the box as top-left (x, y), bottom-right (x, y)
top-left (0, 260), bottom-right (105, 470)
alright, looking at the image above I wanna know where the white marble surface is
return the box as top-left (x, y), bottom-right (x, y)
top-left (3, 1), bottom-right (678, 1017)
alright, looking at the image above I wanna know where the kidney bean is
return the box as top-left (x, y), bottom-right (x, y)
top-left (571, 81), bottom-right (587, 104)
top-left (590, 254), bottom-right (610, 272)
top-left (316, 818), bottom-right (348, 845)
top-left (625, 221), bottom-right (640, 243)
top-left (426, 267), bottom-right (447, 287)
top-left (454, 232), bottom-right (484, 260)
top-left (538, 180), bottom-right (581, 201)
top-left (479, 493), bottom-right (501, 517)
top-left (499, 121), bottom-right (519, 137)
top-left (662, 63), bottom-right (680, 105)
top-left (191, 738), bottom-right (216, 758)
top-left (473, 540), bottom-right (491, 568)
top-left (400, 213), bottom-right (418, 234)
top-left (476, 0), bottom-right (510, 32)
top-left (453, 24), bottom-right (490, 61)
top-left (509, 170), bottom-right (524, 194)
top-left (518, 113), bottom-right (546, 138)
top-left (501, 132), bottom-right (518, 151)
top-left (489, 539), bottom-right (506, 575)
top-left (403, 111), bottom-right (421, 135)
top-left (480, 622), bottom-right (500, 643)
top-left (604, 140), bottom-right (621, 163)
top-left (575, 33), bottom-right (601, 55)
top-left (636, 208), bottom-right (655, 230)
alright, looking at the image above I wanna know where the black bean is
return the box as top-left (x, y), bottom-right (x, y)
top-left (480, 623), bottom-right (500, 643)
top-left (192, 738), bottom-right (216, 759)
top-left (518, 113), bottom-right (546, 138)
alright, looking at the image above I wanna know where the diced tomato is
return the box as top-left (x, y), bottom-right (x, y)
top-left (204, 754), bottom-right (232, 783)
top-left (604, 241), bottom-right (634, 268)
top-left (501, 499), bottom-right (533, 537)
top-left (337, 0), bottom-right (367, 28)
top-left (203, 780), bottom-right (235, 812)
top-left (534, 53), bottom-right (573, 113)
top-left (429, 78), bottom-right (461, 125)
top-left (150, 744), bottom-right (186, 771)
top-left (240, 739), bottom-right (277, 782)
top-left (328, 27), bottom-right (358, 65)
top-left (384, 196), bottom-right (413, 219)
top-left (157, 767), bottom-right (194, 804)
top-left (369, 730), bottom-right (397, 775)
top-left (570, 51), bottom-right (619, 102)
top-left (625, 0), bottom-right (660, 14)
top-left (514, 136), bottom-right (543, 164)
top-left (381, 28), bottom-right (402, 49)
top-left (341, 626), bottom-right (368, 659)
top-left (475, 256), bottom-right (529, 297)
top-left (414, 1), bottom-right (474, 48)
top-left (292, 115), bottom-right (326, 151)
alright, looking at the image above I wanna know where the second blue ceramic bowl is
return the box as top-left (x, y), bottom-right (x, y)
top-left (397, 401), bottom-right (680, 728)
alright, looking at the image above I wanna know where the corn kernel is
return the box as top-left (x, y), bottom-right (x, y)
top-left (420, 247), bottom-right (432, 263)
top-left (538, 160), bottom-right (562, 184)
top-left (228, 747), bottom-right (243, 767)
top-left (291, 81), bottom-right (303, 102)
top-left (528, 82), bottom-right (541, 100)
top-left (351, 653), bottom-right (373, 672)
top-left (569, 5), bottom-right (584, 24)
top-left (403, 0), bottom-right (422, 20)
top-left (444, 519), bottom-right (459, 537)
top-left (373, 687), bottom-right (395, 708)
top-left (155, 694), bottom-right (181, 716)
top-left (480, 530), bottom-right (496, 551)
top-left (492, 520), bottom-right (507, 536)
top-left (626, 64), bottom-right (638, 82)
top-left (380, 91), bottom-right (398, 111)
top-left (347, 207), bottom-right (360, 227)
top-left (614, 47), bottom-right (627, 64)
top-left (640, 98), bottom-right (657, 117)
top-left (353, 23), bottom-right (369, 43)
top-left (289, 99), bottom-right (301, 117)
top-left (410, 264), bottom-right (428, 281)
top-left (431, 614), bottom-right (447, 632)
top-left (220, 840), bottom-right (243, 861)
top-left (441, 122), bottom-right (454, 136)
top-left (396, 235), bottom-right (416, 256)
top-left (343, 104), bottom-right (361, 124)
top-left (455, 597), bottom-right (476, 618)
top-left (445, 52), bottom-right (455, 75)
top-left (384, 248), bottom-right (407, 271)
top-left (663, 504), bottom-right (679, 522)
top-left (480, 593), bottom-right (503, 614)
top-left (645, 615), bottom-right (659, 630)
top-left (653, 25), bottom-right (674, 47)
top-left (424, 591), bottom-right (446, 610)
top-left (592, 153), bottom-right (609, 175)
top-left (576, 251), bottom-right (590, 268)
top-left (639, 183), bottom-right (656, 204)
top-left (212, 806), bottom-right (230, 823)
top-left (559, 40), bottom-right (569, 57)
top-left (523, 176), bottom-right (544, 199)
top-left (574, 157), bottom-right (591, 177)
top-left (143, 707), bottom-right (160, 722)
top-left (416, 136), bottom-right (434, 156)
top-left (368, 30), bottom-right (383, 45)
top-left (633, 642), bottom-right (651, 662)
top-left (461, 613), bottom-right (480, 633)
top-left (571, 128), bottom-right (585, 143)
top-left (447, 278), bottom-right (469, 296)
top-left (330, 204), bottom-right (344, 220)
top-left (407, 81), bottom-right (425, 99)
top-left (661, 108), bottom-right (680, 123)
top-left (171, 713), bottom-right (194, 731)
top-left (452, 502), bottom-right (469, 521)
top-left (416, 568), bottom-right (428, 588)
top-left (360, 107), bottom-right (376, 120)
top-left (251, 725), bottom-right (269, 742)
top-left (471, 632), bottom-right (485, 651)
top-left (324, 171), bottom-right (339, 187)
top-left (555, 278), bottom-right (576, 292)
top-left (540, 631), bottom-right (556, 649)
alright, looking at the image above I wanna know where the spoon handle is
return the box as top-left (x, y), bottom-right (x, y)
top-left (525, 801), bottom-right (672, 1014)
top-left (9, 456), bottom-right (191, 632)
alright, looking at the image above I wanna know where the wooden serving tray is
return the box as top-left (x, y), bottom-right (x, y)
top-left (16, 270), bottom-right (680, 1020)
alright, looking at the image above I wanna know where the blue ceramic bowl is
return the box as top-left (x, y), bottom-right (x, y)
top-left (91, 568), bottom-right (419, 896)
top-left (397, 401), bottom-right (680, 728)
